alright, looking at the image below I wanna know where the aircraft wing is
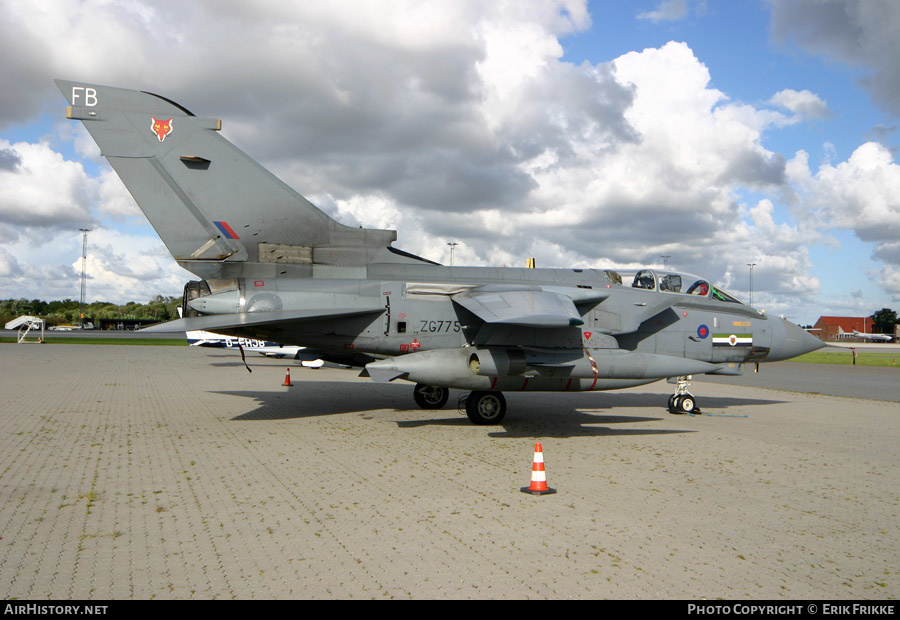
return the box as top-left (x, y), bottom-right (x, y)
top-left (188, 337), bottom-right (223, 346)
top-left (450, 283), bottom-right (688, 335)
top-left (451, 286), bottom-right (585, 328)
top-left (613, 295), bottom-right (686, 335)
top-left (141, 306), bottom-right (384, 333)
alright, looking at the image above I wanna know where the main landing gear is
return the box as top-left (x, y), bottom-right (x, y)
top-left (462, 391), bottom-right (507, 425)
top-left (412, 384), bottom-right (508, 425)
top-left (668, 375), bottom-right (700, 414)
top-left (413, 383), bottom-right (449, 409)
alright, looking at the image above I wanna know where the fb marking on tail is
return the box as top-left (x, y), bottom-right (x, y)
top-left (151, 116), bottom-right (174, 142)
top-left (71, 86), bottom-right (98, 106)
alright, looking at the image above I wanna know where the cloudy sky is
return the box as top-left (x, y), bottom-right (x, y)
top-left (1, 0), bottom-right (899, 324)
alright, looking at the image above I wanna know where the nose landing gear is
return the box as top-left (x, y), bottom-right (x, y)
top-left (668, 375), bottom-right (700, 414)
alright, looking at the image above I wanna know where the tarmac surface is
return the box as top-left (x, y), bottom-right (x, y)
top-left (1, 343), bottom-right (898, 599)
top-left (698, 360), bottom-right (900, 402)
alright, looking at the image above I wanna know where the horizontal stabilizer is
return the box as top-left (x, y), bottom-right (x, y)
top-left (141, 306), bottom-right (383, 333)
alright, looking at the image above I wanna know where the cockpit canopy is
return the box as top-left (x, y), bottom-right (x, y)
top-left (610, 269), bottom-right (743, 304)
top-left (631, 269), bottom-right (710, 295)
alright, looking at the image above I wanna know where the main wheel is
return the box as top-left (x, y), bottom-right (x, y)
top-left (413, 384), bottom-right (449, 409)
top-left (465, 391), bottom-right (507, 425)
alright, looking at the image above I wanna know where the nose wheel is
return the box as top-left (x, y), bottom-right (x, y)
top-left (668, 376), bottom-right (700, 414)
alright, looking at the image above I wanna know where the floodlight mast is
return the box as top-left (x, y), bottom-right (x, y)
top-left (447, 242), bottom-right (458, 266)
top-left (747, 262), bottom-right (757, 309)
top-left (79, 228), bottom-right (91, 327)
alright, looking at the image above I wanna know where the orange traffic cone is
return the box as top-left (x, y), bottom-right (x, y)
top-left (283, 368), bottom-right (292, 386)
top-left (521, 442), bottom-right (556, 495)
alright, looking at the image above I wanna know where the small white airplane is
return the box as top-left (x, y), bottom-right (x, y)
top-left (851, 330), bottom-right (893, 342)
top-left (178, 303), bottom-right (323, 365)
top-left (186, 329), bottom-right (324, 366)
top-left (187, 329), bottom-right (293, 356)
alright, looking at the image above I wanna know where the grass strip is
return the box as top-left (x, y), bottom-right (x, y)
top-left (793, 350), bottom-right (900, 367)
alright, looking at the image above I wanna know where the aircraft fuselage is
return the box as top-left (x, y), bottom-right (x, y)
top-left (180, 265), bottom-right (814, 393)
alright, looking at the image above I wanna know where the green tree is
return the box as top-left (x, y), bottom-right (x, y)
top-left (2, 295), bottom-right (182, 326)
top-left (871, 308), bottom-right (898, 335)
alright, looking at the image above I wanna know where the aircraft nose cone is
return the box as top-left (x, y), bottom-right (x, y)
top-left (769, 318), bottom-right (826, 361)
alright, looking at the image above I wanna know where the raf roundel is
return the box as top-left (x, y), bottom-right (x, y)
top-left (697, 324), bottom-right (709, 339)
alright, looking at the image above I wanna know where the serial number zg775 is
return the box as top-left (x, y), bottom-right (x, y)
top-left (419, 320), bottom-right (461, 333)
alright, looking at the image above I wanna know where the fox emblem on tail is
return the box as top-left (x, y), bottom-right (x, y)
top-left (150, 116), bottom-right (173, 142)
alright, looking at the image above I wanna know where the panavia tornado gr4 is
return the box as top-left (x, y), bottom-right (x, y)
top-left (57, 80), bottom-right (825, 424)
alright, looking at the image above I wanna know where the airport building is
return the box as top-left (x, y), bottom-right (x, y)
top-left (811, 316), bottom-right (891, 342)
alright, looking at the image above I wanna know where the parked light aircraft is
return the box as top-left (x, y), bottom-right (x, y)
top-left (187, 329), bottom-right (294, 356)
top-left (186, 329), bottom-right (324, 366)
top-left (57, 80), bottom-right (825, 424)
top-left (851, 330), bottom-right (893, 342)
top-left (178, 305), bottom-right (322, 363)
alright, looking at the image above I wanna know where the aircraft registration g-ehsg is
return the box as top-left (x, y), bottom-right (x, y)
top-left (57, 80), bottom-right (825, 424)
top-left (186, 329), bottom-right (303, 358)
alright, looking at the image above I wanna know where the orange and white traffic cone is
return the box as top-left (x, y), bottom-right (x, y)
top-left (283, 368), bottom-right (292, 387)
top-left (520, 442), bottom-right (556, 495)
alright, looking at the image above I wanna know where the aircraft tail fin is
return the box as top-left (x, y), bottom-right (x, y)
top-left (56, 80), bottom-right (412, 277)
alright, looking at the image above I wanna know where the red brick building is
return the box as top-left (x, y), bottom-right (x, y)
top-left (811, 316), bottom-right (877, 341)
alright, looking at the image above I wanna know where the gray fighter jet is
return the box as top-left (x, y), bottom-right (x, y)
top-left (56, 80), bottom-right (825, 424)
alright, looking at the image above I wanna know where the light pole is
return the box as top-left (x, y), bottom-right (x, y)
top-left (447, 242), bottom-right (458, 266)
top-left (660, 255), bottom-right (671, 269)
top-left (747, 262), bottom-right (757, 308)
top-left (79, 228), bottom-right (91, 327)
